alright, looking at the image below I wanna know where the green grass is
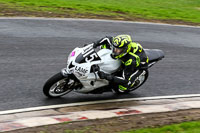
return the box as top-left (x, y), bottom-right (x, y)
top-left (121, 120), bottom-right (200, 133)
top-left (0, 0), bottom-right (200, 23)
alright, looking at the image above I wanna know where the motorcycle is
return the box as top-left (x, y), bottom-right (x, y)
top-left (43, 44), bottom-right (164, 98)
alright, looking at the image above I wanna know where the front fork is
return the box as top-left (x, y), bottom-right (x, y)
top-left (61, 68), bottom-right (80, 85)
top-left (61, 68), bottom-right (69, 78)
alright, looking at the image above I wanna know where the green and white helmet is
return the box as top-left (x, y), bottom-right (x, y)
top-left (111, 34), bottom-right (132, 59)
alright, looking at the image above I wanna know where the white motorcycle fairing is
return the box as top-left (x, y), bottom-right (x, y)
top-left (65, 44), bottom-right (121, 93)
top-left (43, 44), bottom-right (164, 98)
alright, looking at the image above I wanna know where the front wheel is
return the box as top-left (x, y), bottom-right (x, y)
top-left (43, 72), bottom-right (76, 98)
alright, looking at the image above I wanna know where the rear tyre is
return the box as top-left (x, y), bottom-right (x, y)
top-left (128, 69), bottom-right (149, 92)
top-left (114, 70), bottom-right (149, 94)
top-left (43, 72), bottom-right (75, 98)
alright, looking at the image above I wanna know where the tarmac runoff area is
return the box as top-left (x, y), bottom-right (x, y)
top-left (0, 95), bottom-right (200, 132)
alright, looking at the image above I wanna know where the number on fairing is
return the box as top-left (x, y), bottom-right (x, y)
top-left (82, 46), bottom-right (100, 62)
top-left (85, 52), bottom-right (99, 62)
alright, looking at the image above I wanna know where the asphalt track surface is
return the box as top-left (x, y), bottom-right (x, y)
top-left (0, 18), bottom-right (200, 111)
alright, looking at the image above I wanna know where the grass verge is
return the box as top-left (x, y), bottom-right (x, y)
top-left (122, 120), bottom-right (200, 133)
top-left (0, 0), bottom-right (200, 25)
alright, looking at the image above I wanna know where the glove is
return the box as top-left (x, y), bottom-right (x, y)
top-left (93, 42), bottom-right (98, 48)
top-left (93, 38), bottom-right (102, 48)
top-left (98, 71), bottom-right (106, 79)
top-left (83, 44), bottom-right (89, 47)
top-left (92, 65), bottom-right (100, 72)
top-left (98, 71), bottom-right (113, 81)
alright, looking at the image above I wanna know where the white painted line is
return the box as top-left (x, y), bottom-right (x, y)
top-left (0, 94), bottom-right (200, 115)
top-left (0, 17), bottom-right (199, 28)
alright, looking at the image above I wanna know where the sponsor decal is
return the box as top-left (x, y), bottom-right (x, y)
top-left (75, 66), bottom-right (88, 74)
top-left (71, 51), bottom-right (75, 56)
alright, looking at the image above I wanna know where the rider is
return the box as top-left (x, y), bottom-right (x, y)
top-left (93, 34), bottom-right (149, 92)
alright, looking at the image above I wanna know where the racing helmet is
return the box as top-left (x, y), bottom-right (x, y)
top-left (111, 35), bottom-right (132, 59)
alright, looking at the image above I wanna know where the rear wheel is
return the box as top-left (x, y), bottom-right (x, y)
top-left (128, 69), bottom-right (149, 91)
top-left (43, 72), bottom-right (77, 98)
top-left (114, 70), bottom-right (149, 94)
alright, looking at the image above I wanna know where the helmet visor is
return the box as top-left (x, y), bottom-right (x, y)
top-left (112, 47), bottom-right (127, 56)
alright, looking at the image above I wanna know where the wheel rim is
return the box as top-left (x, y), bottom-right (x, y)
top-left (49, 78), bottom-right (74, 97)
top-left (129, 71), bottom-right (146, 91)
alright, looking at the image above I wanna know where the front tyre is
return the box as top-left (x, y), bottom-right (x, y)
top-left (43, 72), bottom-right (74, 98)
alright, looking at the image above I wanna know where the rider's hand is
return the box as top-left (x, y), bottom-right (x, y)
top-left (98, 71), bottom-right (106, 79)
top-left (93, 39), bottom-right (102, 48)
top-left (83, 44), bottom-right (89, 47)
top-left (93, 42), bottom-right (98, 48)
top-left (98, 71), bottom-right (113, 81)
